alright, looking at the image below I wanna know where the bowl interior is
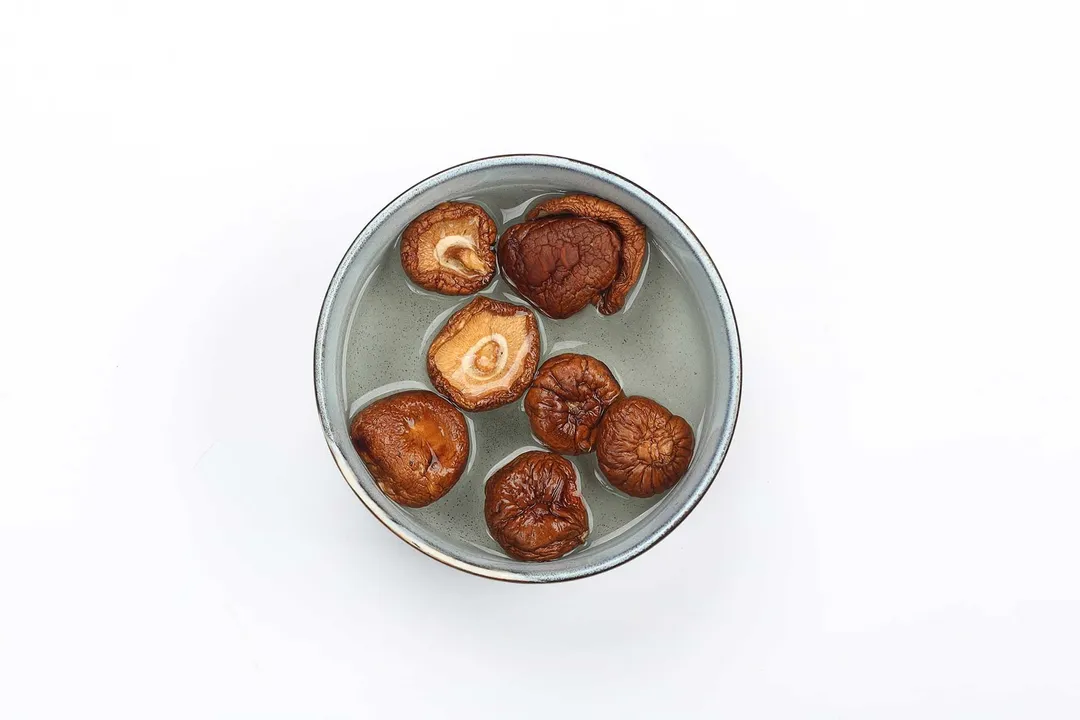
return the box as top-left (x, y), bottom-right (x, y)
top-left (315, 156), bottom-right (740, 582)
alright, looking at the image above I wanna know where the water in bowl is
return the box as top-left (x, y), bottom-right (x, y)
top-left (342, 186), bottom-right (713, 558)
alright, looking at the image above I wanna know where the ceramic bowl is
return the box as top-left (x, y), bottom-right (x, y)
top-left (314, 155), bottom-right (741, 582)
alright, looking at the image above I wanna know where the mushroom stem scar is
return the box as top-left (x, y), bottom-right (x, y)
top-left (461, 334), bottom-right (508, 379)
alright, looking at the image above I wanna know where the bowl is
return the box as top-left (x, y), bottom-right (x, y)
top-left (314, 154), bottom-right (741, 582)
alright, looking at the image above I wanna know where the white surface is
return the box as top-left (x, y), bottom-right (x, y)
top-left (2, 1), bottom-right (1078, 717)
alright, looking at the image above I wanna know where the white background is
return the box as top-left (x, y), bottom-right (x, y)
top-left (2, 1), bottom-right (1078, 717)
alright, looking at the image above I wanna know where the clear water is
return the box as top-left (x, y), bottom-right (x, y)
top-left (342, 186), bottom-right (713, 558)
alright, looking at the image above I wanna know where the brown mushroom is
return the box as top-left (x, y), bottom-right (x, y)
top-left (484, 451), bottom-right (590, 561)
top-left (524, 354), bottom-right (623, 454)
top-left (498, 216), bottom-right (621, 319)
top-left (426, 297), bottom-right (541, 411)
top-left (596, 396), bottom-right (694, 498)
top-left (349, 390), bottom-right (470, 507)
top-left (527, 194), bottom-right (647, 315)
top-left (401, 202), bottom-right (497, 295)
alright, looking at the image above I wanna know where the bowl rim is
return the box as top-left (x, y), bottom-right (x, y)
top-left (314, 153), bottom-right (742, 583)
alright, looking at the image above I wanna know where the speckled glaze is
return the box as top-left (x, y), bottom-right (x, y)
top-left (314, 155), bottom-right (742, 582)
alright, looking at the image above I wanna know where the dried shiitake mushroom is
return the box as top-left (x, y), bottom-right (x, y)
top-left (596, 396), bottom-right (694, 498)
top-left (498, 216), bottom-right (621, 319)
top-left (426, 297), bottom-right (541, 411)
top-left (484, 451), bottom-right (590, 561)
top-left (349, 390), bottom-right (470, 507)
top-left (524, 353), bottom-right (623, 454)
top-left (401, 202), bottom-right (497, 295)
top-left (526, 194), bottom-right (647, 315)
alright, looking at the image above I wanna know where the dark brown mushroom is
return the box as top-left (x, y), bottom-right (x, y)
top-left (595, 396), bottom-right (694, 497)
top-left (524, 354), bottom-right (623, 454)
top-left (349, 390), bottom-right (470, 507)
top-left (401, 202), bottom-right (497, 295)
top-left (484, 451), bottom-right (590, 561)
top-left (526, 194), bottom-right (647, 315)
top-left (426, 297), bottom-right (541, 411)
top-left (498, 216), bottom-right (621, 319)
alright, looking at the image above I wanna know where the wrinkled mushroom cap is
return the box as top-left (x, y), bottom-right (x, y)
top-left (526, 194), bottom-right (647, 315)
top-left (498, 216), bottom-right (620, 319)
top-left (484, 451), bottom-right (590, 561)
top-left (524, 353), bottom-right (623, 454)
top-left (596, 396), bottom-right (694, 497)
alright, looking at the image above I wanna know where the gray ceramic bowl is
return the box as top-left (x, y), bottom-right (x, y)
top-left (314, 155), bottom-right (741, 582)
